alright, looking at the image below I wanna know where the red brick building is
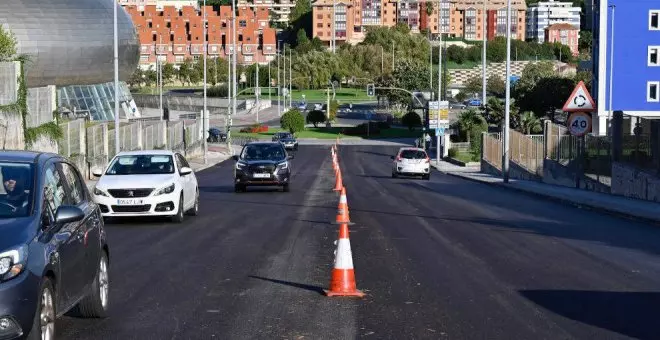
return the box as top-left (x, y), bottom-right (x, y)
top-left (124, 5), bottom-right (277, 66)
top-left (544, 23), bottom-right (579, 56)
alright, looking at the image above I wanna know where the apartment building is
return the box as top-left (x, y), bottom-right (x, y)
top-left (237, 0), bottom-right (295, 24)
top-left (312, 0), bottom-right (356, 45)
top-left (526, 0), bottom-right (581, 42)
top-left (118, 0), bottom-right (198, 9)
top-left (450, 0), bottom-right (526, 41)
top-left (545, 23), bottom-right (579, 56)
top-left (124, 5), bottom-right (277, 66)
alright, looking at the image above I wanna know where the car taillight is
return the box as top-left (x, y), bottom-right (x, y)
top-left (424, 156), bottom-right (430, 163)
top-left (395, 156), bottom-right (402, 162)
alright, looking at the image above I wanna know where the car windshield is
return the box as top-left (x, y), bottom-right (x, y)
top-left (279, 133), bottom-right (293, 139)
top-left (400, 150), bottom-right (427, 159)
top-left (105, 155), bottom-right (175, 175)
top-left (0, 163), bottom-right (34, 218)
top-left (241, 144), bottom-right (286, 161)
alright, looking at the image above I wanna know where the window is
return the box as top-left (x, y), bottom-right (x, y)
top-left (0, 163), bottom-right (34, 217)
top-left (43, 164), bottom-right (66, 213)
top-left (651, 11), bottom-right (660, 30)
top-left (60, 163), bottom-right (84, 205)
top-left (649, 46), bottom-right (660, 66)
top-left (648, 81), bottom-right (660, 102)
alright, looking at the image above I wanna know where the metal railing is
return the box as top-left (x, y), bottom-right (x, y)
top-left (510, 130), bottom-right (544, 176)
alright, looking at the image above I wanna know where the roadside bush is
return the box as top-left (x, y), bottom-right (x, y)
top-left (401, 112), bottom-right (422, 131)
top-left (280, 108), bottom-right (305, 134)
top-left (448, 147), bottom-right (458, 158)
top-left (344, 122), bottom-right (381, 136)
top-left (306, 110), bottom-right (326, 127)
top-left (376, 121), bottom-right (391, 129)
top-left (207, 85), bottom-right (228, 98)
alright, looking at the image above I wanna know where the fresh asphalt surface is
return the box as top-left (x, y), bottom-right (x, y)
top-left (58, 145), bottom-right (660, 340)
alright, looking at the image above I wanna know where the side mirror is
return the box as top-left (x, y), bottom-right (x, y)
top-left (232, 155), bottom-right (239, 161)
top-left (287, 155), bottom-right (294, 160)
top-left (92, 168), bottom-right (103, 177)
top-left (54, 206), bottom-right (85, 225)
top-left (180, 167), bottom-right (193, 175)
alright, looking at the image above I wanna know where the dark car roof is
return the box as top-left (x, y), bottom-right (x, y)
top-left (246, 142), bottom-right (284, 146)
top-left (0, 150), bottom-right (61, 165)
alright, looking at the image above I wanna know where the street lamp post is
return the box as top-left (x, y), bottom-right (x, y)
top-left (256, 61), bottom-right (260, 123)
top-left (502, 0), bottom-right (511, 183)
top-left (283, 43), bottom-right (286, 109)
top-left (232, 0), bottom-right (237, 149)
top-left (113, 0), bottom-right (119, 154)
top-left (203, 0), bottom-right (208, 164)
top-left (482, 0), bottom-right (487, 106)
top-left (607, 4), bottom-right (616, 135)
top-left (437, 0), bottom-right (442, 165)
top-left (277, 41), bottom-right (281, 117)
top-left (289, 48), bottom-right (292, 108)
top-left (332, 0), bottom-right (336, 53)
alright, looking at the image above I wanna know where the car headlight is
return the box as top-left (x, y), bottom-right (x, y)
top-left (0, 246), bottom-right (27, 281)
top-left (277, 161), bottom-right (288, 169)
top-left (155, 183), bottom-right (176, 196)
top-left (235, 161), bottom-right (246, 170)
top-left (93, 186), bottom-right (108, 197)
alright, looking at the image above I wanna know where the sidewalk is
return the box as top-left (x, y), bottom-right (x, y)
top-left (431, 160), bottom-right (660, 224)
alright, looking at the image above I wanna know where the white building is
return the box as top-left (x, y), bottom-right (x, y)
top-left (526, 0), bottom-right (581, 42)
top-left (117, 0), bottom-right (198, 10)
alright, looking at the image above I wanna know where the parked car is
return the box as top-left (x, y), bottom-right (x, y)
top-left (207, 127), bottom-right (227, 143)
top-left (233, 142), bottom-right (294, 192)
top-left (91, 150), bottom-right (199, 223)
top-left (0, 151), bottom-right (110, 340)
top-left (391, 147), bottom-right (431, 180)
top-left (271, 132), bottom-right (298, 150)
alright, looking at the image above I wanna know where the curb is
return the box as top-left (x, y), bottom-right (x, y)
top-left (190, 154), bottom-right (233, 172)
top-left (436, 170), bottom-right (660, 226)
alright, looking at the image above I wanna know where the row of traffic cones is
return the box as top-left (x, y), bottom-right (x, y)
top-left (325, 140), bottom-right (364, 298)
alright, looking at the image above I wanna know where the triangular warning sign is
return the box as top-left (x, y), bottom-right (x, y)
top-left (563, 81), bottom-right (596, 112)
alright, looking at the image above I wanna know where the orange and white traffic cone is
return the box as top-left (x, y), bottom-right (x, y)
top-left (333, 168), bottom-right (343, 192)
top-left (333, 187), bottom-right (353, 224)
top-left (325, 223), bottom-right (365, 297)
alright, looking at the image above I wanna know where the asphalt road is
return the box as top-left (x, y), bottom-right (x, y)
top-left (58, 145), bottom-right (660, 340)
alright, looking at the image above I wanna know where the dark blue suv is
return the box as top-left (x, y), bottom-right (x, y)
top-left (0, 152), bottom-right (109, 339)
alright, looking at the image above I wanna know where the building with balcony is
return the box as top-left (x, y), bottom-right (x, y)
top-left (124, 5), bottom-right (277, 66)
top-left (237, 0), bottom-right (295, 24)
top-left (592, 0), bottom-right (660, 135)
top-left (312, 0), bottom-right (357, 47)
top-left (451, 0), bottom-right (527, 41)
top-left (118, 0), bottom-right (198, 9)
top-left (526, 0), bottom-right (581, 42)
top-left (545, 23), bottom-right (579, 56)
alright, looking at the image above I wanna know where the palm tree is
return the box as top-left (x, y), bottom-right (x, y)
top-left (457, 109), bottom-right (485, 145)
top-left (519, 111), bottom-right (542, 135)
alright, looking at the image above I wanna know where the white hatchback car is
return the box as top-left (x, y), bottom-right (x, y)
top-left (91, 150), bottom-right (199, 222)
top-left (391, 147), bottom-right (431, 180)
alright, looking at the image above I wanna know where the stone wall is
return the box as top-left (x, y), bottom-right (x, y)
top-left (542, 159), bottom-right (610, 194)
top-left (481, 159), bottom-right (542, 182)
top-left (611, 162), bottom-right (660, 203)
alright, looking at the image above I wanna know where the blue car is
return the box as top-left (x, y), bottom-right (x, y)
top-left (0, 151), bottom-right (109, 339)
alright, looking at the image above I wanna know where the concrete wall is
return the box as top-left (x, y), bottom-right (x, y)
top-left (481, 159), bottom-right (542, 182)
top-left (542, 159), bottom-right (611, 194)
top-left (611, 162), bottom-right (660, 203)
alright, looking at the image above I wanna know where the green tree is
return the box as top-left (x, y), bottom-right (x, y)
top-left (280, 108), bottom-right (305, 133)
top-left (0, 26), bottom-right (17, 61)
top-left (162, 63), bottom-right (176, 86)
top-left (456, 109), bottom-right (486, 145)
top-left (485, 97), bottom-right (504, 128)
top-left (487, 74), bottom-right (506, 97)
top-left (425, 2), bottom-right (434, 16)
top-left (144, 66), bottom-right (157, 88)
top-left (464, 76), bottom-right (483, 96)
top-left (446, 45), bottom-right (466, 64)
top-left (377, 59), bottom-right (430, 106)
top-left (401, 112), bottom-right (422, 130)
top-left (579, 31), bottom-right (592, 53)
top-left (127, 68), bottom-right (144, 88)
top-left (519, 111), bottom-right (542, 134)
top-left (290, 0), bottom-right (311, 25)
top-left (178, 59), bottom-right (194, 85)
top-left (329, 99), bottom-right (339, 122)
top-left (306, 110), bottom-right (325, 127)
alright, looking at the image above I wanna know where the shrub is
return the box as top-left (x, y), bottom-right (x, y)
top-left (306, 110), bottom-right (326, 127)
top-left (239, 124), bottom-right (268, 133)
top-left (401, 112), bottom-right (422, 131)
top-left (280, 108), bottom-right (305, 134)
top-left (207, 85), bottom-right (228, 98)
top-left (344, 122), bottom-right (381, 136)
top-left (376, 121), bottom-right (391, 129)
top-left (448, 147), bottom-right (458, 158)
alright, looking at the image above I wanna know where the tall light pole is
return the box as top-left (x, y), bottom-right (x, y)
top-left (232, 0), bottom-right (237, 147)
top-left (113, 0), bottom-right (120, 154)
top-left (288, 48), bottom-right (292, 108)
top-left (429, 32), bottom-right (433, 93)
top-left (159, 34), bottom-right (163, 119)
top-left (437, 0), bottom-right (442, 165)
top-left (283, 44), bottom-right (286, 109)
top-left (482, 0), bottom-right (487, 106)
top-left (381, 45), bottom-right (384, 75)
top-left (607, 4), bottom-right (615, 135)
top-left (392, 43), bottom-right (395, 70)
top-left (268, 58), bottom-right (271, 104)
top-left (256, 61), bottom-right (260, 123)
top-left (227, 51), bottom-right (231, 144)
top-left (203, 0), bottom-right (208, 164)
top-left (502, 0), bottom-right (511, 183)
top-left (277, 41), bottom-right (281, 116)
top-left (332, 0), bottom-right (336, 53)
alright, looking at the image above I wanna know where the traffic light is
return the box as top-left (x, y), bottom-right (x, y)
top-left (366, 84), bottom-right (375, 97)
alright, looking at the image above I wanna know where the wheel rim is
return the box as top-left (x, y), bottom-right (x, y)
top-left (40, 287), bottom-right (55, 340)
top-left (99, 257), bottom-right (109, 309)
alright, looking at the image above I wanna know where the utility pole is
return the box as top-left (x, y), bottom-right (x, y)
top-left (113, 0), bottom-right (120, 155)
top-left (607, 4), bottom-right (616, 135)
top-left (268, 58), bottom-right (271, 104)
top-left (232, 0), bottom-right (237, 149)
top-left (289, 48), bottom-right (292, 109)
top-left (392, 43), bottom-right (395, 70)
top-left (203, 0), bottom-right (208, 164)
top-left (277, 41), bottom-right (281, 116)
top-left (381, 45), bottom-right (384, 75)
top-left (227, 51), bottom-right (231, 147)
top-left (482, 0), bottom-right (487, 106)
top-left (429, 32), bottom-right (433, 92)
top-left (437, 0), bottom-right (442, 165)
top-left (332, 0), bottom-right (336, 53)
top-left (283, 44), bottom-right (286, 109)
top-left (159, 34), bottom-right (163, 120)
top-left (256, 61), bottom-right (260, 123)
top-left (503, 0), bottom-right (511, 183)
top-left (326, 88), bottom-right (330, 122)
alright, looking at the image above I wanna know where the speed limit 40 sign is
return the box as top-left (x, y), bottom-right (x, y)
top-left (567, 112), bottom-right (592, 136)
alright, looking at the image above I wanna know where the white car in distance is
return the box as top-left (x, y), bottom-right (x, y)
top-left (91, 150), bottom-right (199, 222)
top-left (391, 147), bottom-right (431, 180)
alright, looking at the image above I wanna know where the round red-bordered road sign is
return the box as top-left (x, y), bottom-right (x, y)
top-left (567, 112), bottom-right (592, 137)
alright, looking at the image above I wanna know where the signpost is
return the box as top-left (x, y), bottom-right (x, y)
top-left (562, 81), bottom-right (597, 188)
top-left (429, 101), bottom-right (449, 164)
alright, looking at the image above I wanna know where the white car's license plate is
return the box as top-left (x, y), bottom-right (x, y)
top-left (116, 199), bottom-right (144, 205)
top-left (253, 173), bottom-right (270, 178)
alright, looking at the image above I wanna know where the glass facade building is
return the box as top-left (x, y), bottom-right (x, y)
top-left (58, 82), bottom-right (138, 121)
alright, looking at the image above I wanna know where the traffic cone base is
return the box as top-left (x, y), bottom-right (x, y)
top-left (325, 228), bottom-right (364, 297)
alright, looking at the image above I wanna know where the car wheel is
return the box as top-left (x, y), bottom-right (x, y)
top-left (171, 194), bottom-right (184, 223)
top-left (282, 184), bottom-right (290, 192)
top-left (75, 252), bottom-right (109, 318)
top-left (234, 184), bottom-right (245, 193)
top-left (424, 174), bottom-right (430, 180)
top-left (392, 172), bottom-right (398, 178)
top-left (27, 278), bottom-right (55, 340)
top-left (186, 189), bottom-right (199, 216)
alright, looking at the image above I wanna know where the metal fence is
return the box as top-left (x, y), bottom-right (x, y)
top-left (510, 130), bottom-right (544, 176)
top-left (482, 133), bottom-right (502, 170)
